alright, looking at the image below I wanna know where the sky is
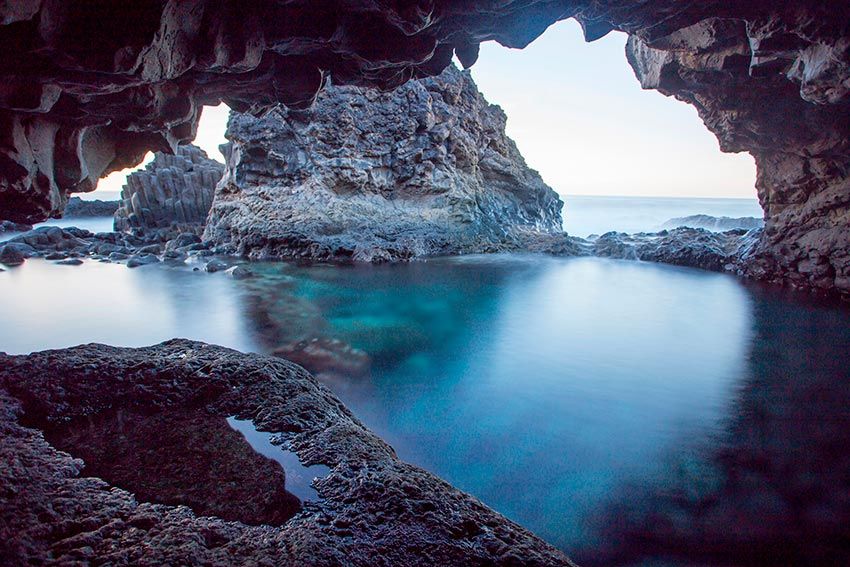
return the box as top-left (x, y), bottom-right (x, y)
top-left (96, 19), bottom-right (757, 200)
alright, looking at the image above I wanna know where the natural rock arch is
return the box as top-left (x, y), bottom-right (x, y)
top-left (0, 1), bottom-right (848, 293)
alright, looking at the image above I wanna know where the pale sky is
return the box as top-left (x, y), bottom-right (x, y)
top-left (96, 19), bottom-right (756, 200)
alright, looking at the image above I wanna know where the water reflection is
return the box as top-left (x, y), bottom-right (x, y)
top-left (2, 254), bottom-right (849, 563)
top-left (575, 288), bottom-right (850, 566)
top-left (45, 409), bottom-right (302, 525)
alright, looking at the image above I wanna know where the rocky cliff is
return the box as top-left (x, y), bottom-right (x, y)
top-left (0, 2), bottom-right (848, 285)
top-left (204, 65), bottom-right (564, 262)
top-left (114, 145), bottom-right (223, 233)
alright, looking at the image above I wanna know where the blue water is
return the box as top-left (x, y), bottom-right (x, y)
top-left (1, 252), bottom-right (848, 565)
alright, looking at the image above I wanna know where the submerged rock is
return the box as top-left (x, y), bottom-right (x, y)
top-left (225, 265), bottom-right (254, 280)
top-left (205, 65), bottom-right (565, 262)
top-left (0, 340), bottom-right (574, 566)
top-left (273, 337), bottom-right (371, 381)
top-left (127, 254), bottom-right (160, 268)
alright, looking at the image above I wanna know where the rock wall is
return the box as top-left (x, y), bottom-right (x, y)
top-left (625, 15), bottom-right (850, 296)
top-left (204, 65), bottom-right (564, 262)
top-left (114, 145), bottom-right (223, 233)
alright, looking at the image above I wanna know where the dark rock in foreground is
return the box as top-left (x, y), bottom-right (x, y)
top-left (205, 66), bottom-right (564, 262)
top-left (64, 197), bottom-right (120, 218)
top-left (114, 145), bottom-right (224, 233)
top-left (661, 214), bottom-right (764, 232)
top-left (0, 340), bottom-right (574, 566)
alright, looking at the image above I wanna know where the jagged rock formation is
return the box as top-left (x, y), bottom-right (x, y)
top-left (591, 228), bottom-right (760, 273)
top-left (114, 145), bottom-right (223, 233)
top-left (0, 339), bottom-right (575, 566)
top-left (204, 65), bottom-right (563, 262)
top-left (64, 196), bottom-right (119, 218)
top-left (0, 2), bottom-right (846, 292)
top-left (661, 214), bottom-right (764, 232)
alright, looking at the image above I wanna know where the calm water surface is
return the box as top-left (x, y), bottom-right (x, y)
top-left (1, 252), bottom-right (848, 565)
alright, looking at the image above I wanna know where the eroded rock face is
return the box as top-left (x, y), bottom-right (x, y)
top-left (114, 145), bottom-right (223, 233)
top-left (625, 15), bottom-right (850, 295)
top-left (0, 339), bottom-right (575, 566)
top-left (591, 228), bottom-right (759, 273)
top-left (0, 2), bottom-right (846, 291)
top-left (204, 66), bottom-right (563, 262)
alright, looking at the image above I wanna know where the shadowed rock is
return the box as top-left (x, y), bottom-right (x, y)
top-left (0, 339), bottom-right (576, 566)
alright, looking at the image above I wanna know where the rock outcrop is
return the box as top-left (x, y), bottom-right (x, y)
top-left (661, 214), bottom-right (764, 232)
top-left (64, 197), bottom-right (119, 218)
top-left (114, 145), bottom-right (223, 233)
top-left (0, 339), bottom-right (575, 566)
top-left (591, 227), bottom-right (759, 273)
top-left (204, 66), bottom-right (563, 262)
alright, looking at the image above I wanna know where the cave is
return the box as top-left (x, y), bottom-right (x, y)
top-left (0, 1), bottom-right (848, 296)
top-left (1, 2), bottom-right (849, 566)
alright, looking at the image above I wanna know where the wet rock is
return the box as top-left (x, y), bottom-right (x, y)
top-left (0, 244), bottom-right (26, 266)
top-left (114, 146), bottom-right (224, 233)
top-left (127, 254), bottom-right (160, 268)
top-left (55, 258), bottom-right (84, 266)
top-left (591, 228), bottom-right (753, 272)
top-left (0, 340), bottom-right (574, 566)
top-left (205, 65), bottom-right (565, 262)
top-left (0, 220), bottom-right (32, 233)
top-left (64, 197), bottom-right (119, 218)
top-left (225, 265), bottom-right (254, 280)
top-left (204, 259), bottom-right (229, 273)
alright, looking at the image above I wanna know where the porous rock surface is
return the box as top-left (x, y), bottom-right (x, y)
top-left (0, 339), bottom-right (575, 567)
top-left (114, 145), bottom-right (223, 232)
top-left (0, 2), bottom-right (848, 287)
top-left (204, 65), bottom-right (563, 262)
top-left (590, 227), bottom-right (760, 273)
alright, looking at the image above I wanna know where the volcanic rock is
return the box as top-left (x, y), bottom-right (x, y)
top-left (591, 227), bottom-right (755, 272)
top-left (204, 65), bottom-right (564, 262)
top-left (64, 197), bottom-right (120, 218)
top-left (0, 339), bottom-right (575, 566)
top-left (114, 145), bottom-right (224, 233)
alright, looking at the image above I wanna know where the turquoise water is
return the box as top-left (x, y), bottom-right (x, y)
top-left (1, 254), bottom-right (848, 565)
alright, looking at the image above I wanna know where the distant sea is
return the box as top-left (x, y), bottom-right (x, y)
top-left (562, 195), bottom-right (763, 238)
top-left (18, 192), bottom-right (764, 240)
